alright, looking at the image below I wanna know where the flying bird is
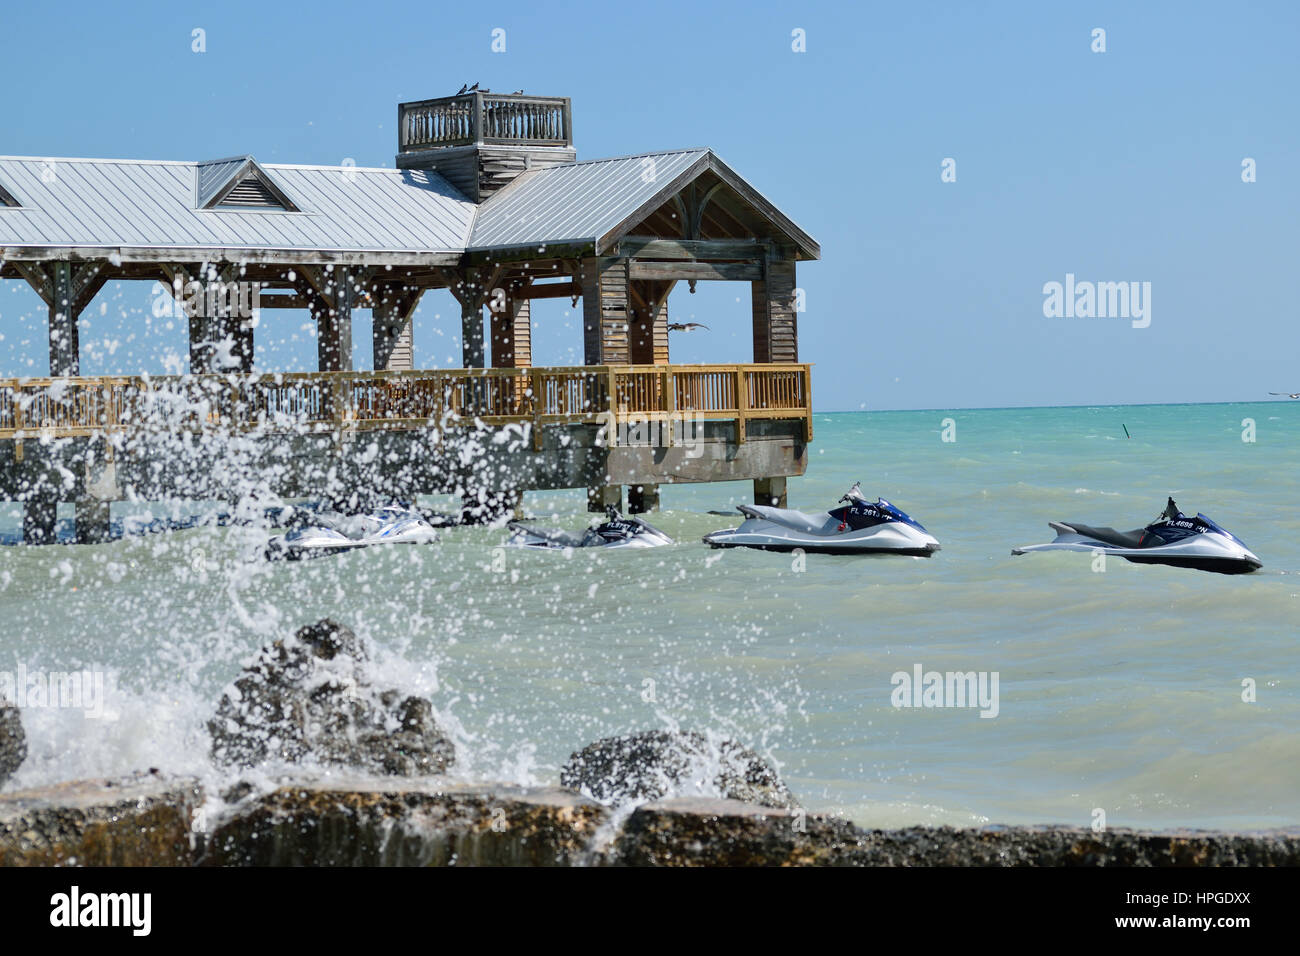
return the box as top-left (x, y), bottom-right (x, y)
top-left (457, 84), bottom-right (468, 94)
top-left (667, 322), bottom-right (710, 333)
top-left (1269, 391), bottom-right (1300, 399)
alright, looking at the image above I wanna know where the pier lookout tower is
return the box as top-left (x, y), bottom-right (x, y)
top-left (0, 90), bottom-right (819, 543)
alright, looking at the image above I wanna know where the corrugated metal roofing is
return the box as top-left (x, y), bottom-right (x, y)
top-left (0, 156), bottom-right (477, 253)
top-left (468, 148), bottom-right (709, 251)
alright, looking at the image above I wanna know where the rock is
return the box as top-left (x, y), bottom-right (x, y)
top-left (208, 618), bottom-right (454, 775)
top-left (0, 773), bottom-right (202, 866)
top-left (560, 730), bottom-right (797, 809)
top-left (0, 697), bottom-right (25, 787)
top-left (610, 798), bottom-right (866, 866)
top-left (608, 801), bottom-right (1300, 866)
top-left (854, 824), bottom-right (1300, 867)
top-left (203, 776), bottom-right (609, 866)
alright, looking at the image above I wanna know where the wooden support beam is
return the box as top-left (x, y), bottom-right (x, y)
top-left (522, 280), bottom-right (582, 300)
top-left (49, 261), bottom-right (78, 376)
top-left (70, 260), bottom-right (109, 315)
top-left (321, 266), bottom-right (355, 372)
top-left (461, 298), bottom-right (485, 368)
top-left (628, 261), bottom-right (762, 282)
top-left (256, 293), bottom-right (311, 309)
top-left (444, 267), bottom-right (501, 368)
top-left (490, 279), bottom-right (532, 369)
top-left (13, 261), bottom-right (53, 305)
top-left (616, 237), bottom-right (770, 261)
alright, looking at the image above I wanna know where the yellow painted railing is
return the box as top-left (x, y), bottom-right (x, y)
top-left (0, 364), bottom-right (812, 446)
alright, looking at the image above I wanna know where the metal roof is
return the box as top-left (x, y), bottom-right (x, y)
top-left (0, 156), bottom-right (476, 254)
top-left (0, 148), bottom-right (818, 260)
top-left (468, 148), bottom-right (709, 251)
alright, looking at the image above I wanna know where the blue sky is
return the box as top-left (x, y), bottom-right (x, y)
top-left (0, 0), bottom-right (1296, 410)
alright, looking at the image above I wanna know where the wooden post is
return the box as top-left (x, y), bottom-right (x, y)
top-left (530, 366), bottom-right (544, 450)
top-left (462, 299), bottom-right (485, 368)
top-left (661, 367), bottom-right (675, 446)
top-left (318, 267), bottom-right (354, 372)
top-left (49, 261), bottom-right (78, 376)
top-left (735, 366), bottom-right (748, 444)
top-left (490, 280), bottom-right (532, 369)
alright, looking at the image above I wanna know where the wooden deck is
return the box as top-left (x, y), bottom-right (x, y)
top-left (0, 363), bottom-right (812, 449)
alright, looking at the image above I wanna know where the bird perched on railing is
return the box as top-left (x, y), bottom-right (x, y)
top-left (457, 84), bottom-right (468, 94)
top-left (511, 89), bottom-right (524, 95)
top-left (667, 322), bottom-right (710, 333)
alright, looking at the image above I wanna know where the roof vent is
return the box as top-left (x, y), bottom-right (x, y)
top-left (220, 177), bottom-right (282, 207)
top-left (197, 156), bottom-right (299, 211)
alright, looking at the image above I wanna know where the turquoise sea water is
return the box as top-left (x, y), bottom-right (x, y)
top-left (1, 402), bottom-right (1296, 830)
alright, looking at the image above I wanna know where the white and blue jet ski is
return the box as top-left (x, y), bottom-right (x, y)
top-left (703, 483), bottom-right (941, 556)
top-left (1012, 497), bottom-right (1261, 574)
top-left (266, 504), bottom-right (439, 560)
top-left (506, 507), bottom-right (673, 550)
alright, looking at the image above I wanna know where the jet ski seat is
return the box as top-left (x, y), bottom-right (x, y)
top-left (1058, 522), bottom-right (1152, 549)
top-left (507, 522), bottom-right (589, 549)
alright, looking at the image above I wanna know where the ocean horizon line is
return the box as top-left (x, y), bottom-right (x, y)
top-left (816, 398), bottom-right (1293, 415)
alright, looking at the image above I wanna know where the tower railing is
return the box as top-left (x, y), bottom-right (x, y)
top-left (398, 93), bottom-right (572, 152)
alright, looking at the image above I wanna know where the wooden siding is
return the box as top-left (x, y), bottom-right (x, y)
top-left (582, 257), bottom-right (630, 365)
top-left (751, 259), bottom-right (798, 364)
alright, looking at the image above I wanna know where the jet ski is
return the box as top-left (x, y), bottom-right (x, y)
top-left (702, 483), bottom-right (941, 556)
top-left (265, 504), bottom-right (440, 560)
top-left (1012, 497), bottom-right (1261, 574)
top-left (506, 506), bottom-right (673, 550)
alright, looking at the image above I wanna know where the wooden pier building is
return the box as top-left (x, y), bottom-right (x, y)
top-left (0, 91), bottom-right (818, 542)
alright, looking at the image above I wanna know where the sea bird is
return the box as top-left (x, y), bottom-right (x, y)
top-left (468, 82), bottom-right (479, 91)
top-left (1269, 392), bottom-right (1300, 399)
top-left (667, 322), bottom-right (710, 333)
top-left (457, 84), bottom-right (468, 94)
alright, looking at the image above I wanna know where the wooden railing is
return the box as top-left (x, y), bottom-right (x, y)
top-left (0, 364), bottom-right (812, 448)
top-left (398, 93), bottom-right (572, 152)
